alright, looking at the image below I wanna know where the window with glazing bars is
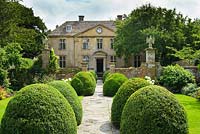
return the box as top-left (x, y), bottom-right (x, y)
top-left (59, 56), bottom-right (66, 68)
top-left (97, 38), bottom-right (103, 49)
top-left (59, 39), bottom-right (66, 50)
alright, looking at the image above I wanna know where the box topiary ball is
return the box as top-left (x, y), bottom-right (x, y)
top-left (89, 70), bottom-right (98, 81)
top-left (48, 80), bottom-right (83, 125)
top-left (71, 71), bottom-right (96, 96)
top-left (102, 70), bottom-right (110, 83)
top-left (111, 78), bottom-right (151, 128)
top-left (103, 73), bottom-right (128, 97)
top-left (120, 85), bottom-right (188, 134)
top-left (0, 84), bottom-right (77, 134)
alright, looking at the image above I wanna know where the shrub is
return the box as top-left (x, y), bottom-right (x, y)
top-left (181, 83), bottom-right (198, 97)
top-left (120, 85), bottom-right (188, 134)
top-left (0, 68), bottom-right (9, 88)
top-left (48, 80), bottom-right (83, 125)
top-left (103, 73), bottom-right (128, 97)
top-left (89, 70), bottom-right (98, 81)
top-left (0, 84), bottom-right (77, 134)
top-left (71, 71), bottom-right (96, 96)
top-left (159, 64), bottom-right (195, 93)
top-left (0, 87), bottom-right (7, 100)
top-left (111, 78), bottom-right (151, 128)
top-left (103, 70), bottom-right (110, 83)
top-left (196, 87), bottom-right (200, 100)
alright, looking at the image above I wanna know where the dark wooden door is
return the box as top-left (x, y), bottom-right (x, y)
top-left (96, 59), bottom-right (103, 73)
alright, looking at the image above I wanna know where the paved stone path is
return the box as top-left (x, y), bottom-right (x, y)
top-left (78, 80), bottom-right (120, 134)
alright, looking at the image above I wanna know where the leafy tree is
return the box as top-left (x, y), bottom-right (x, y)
top-left (168, 19), bottom-right (200, 66)
top-left (184, 19), bottom-right (200, 50)
top-left (114, 4), bottom-right (187, 65)
top-left (0, 0), bottom-right (47, 58)
top-left (168, 46), bottom-right (199, 64)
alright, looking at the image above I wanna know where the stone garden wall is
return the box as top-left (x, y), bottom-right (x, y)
top-left (183, 66), bottom-right (200, 83)
top-left (111, 64), bottom-right (200, 82)
top-left (111, 62), bottom-right (162, 79)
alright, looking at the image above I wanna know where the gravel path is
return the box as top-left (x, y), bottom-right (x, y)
top-left (78, 80), bottom-right (120, 134)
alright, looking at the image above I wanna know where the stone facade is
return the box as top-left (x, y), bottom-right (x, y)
top-left (47, 16), bottom-right (125, 73)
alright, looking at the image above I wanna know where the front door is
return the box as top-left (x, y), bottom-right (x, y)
top-left (96, 58), bottom-right (104, 73)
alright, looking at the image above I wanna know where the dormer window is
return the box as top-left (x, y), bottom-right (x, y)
top-left (66, 25), bottom-right (72, 32)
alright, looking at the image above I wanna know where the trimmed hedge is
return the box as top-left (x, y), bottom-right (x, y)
top-left (103, 70), bottom-right (110, 83)
top-left (159, 64), bottom-right (195, 93)
top-left (103, 73), bottom-right (128, 97)
top-left (111, 78), bottom-right (151, 128)
top-left (48, 80), bottom-right (83, 125)
top-left (0, 84), bottom-right (77, 134)
top-left (71, 71), bottom-right (96, 96)
top-left (121, 85), bottom-right (188, 134)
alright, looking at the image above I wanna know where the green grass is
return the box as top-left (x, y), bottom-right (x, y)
top-left (0, 97), bottom-right (12, 123)
top-left (175, 94), bottom-right (200, 134)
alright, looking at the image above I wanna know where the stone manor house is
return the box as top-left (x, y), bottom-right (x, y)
top-left (47, 15), bottom-right (144, 74)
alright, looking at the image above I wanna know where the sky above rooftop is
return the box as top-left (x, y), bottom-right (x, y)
top-left (22, 0), bottom-right (200, 30)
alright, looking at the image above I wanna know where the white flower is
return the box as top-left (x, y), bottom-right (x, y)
top-left (145, 76), bottom-right (151, 80)
top-left (145, 76), bottom-right (155, 85)
top-left (152, 80), bottom-right (155, 84)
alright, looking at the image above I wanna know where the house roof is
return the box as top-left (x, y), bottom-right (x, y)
top-left (48, 21), bottom-right (116, 37)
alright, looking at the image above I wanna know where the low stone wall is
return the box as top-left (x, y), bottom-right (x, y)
top-left (56, 68), bottom-right (81, 79)
top-left (112, 62), bottom-right (162, 79)
top-left (112, 64), bottom-right (200, 82)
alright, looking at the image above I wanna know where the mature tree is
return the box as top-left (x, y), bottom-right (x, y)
top-left (168, 19), bottom-right (200, 65)
top-left (0, 0), bottom-right (47, 58)
top-left (114, 4), bottom-right (187, 65)
top-left (184, 19), bottom-right (200, 50)
top-left (168, 46), bottom-right (200, 65)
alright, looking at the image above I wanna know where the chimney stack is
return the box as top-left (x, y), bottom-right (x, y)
top-left (79, 15), bottom-right (84, 21)
top-left (117, 15), bottom-right (123, 20)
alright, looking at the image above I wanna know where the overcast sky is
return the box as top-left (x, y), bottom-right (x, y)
top-left (21, 0), bottom-right (200, 30)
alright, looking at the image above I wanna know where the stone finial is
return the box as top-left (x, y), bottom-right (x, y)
top-left (110, 63), bottom-right (115, 73)
top-left (146, 36), bottom-right (155, 48)
top-left (81, 62), bottom-right (88, 71)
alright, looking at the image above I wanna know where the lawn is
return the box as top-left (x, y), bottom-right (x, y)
top-left (0, 97), bottom-right (12, 123)
top-left (175, 94), bottom-right (200, 134)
